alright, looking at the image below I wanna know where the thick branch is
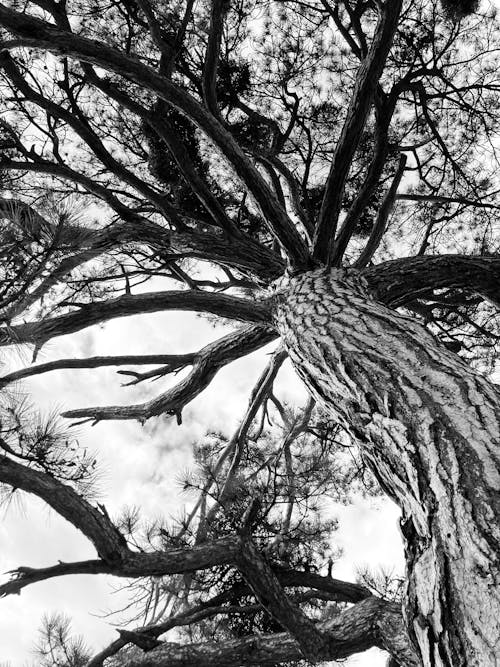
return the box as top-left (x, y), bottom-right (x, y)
top-left (235, 537), bottom-right (328, 661)
top-left (274, 566), bottom-right (371, 603)
top-left (3, 217), bottom-right (283, 322)
top-left (0, 551), bottom-right (371, 606)
top-left (202, 0), bottom-right (227, 115)
top-left (0, 456), bottom-right (127, 562)
top-left (78, 62), bottom-right (238, 234)
top-left (0, 536), bottom-right (243, 599)
top-left (117, 597), bottom-right (419, 666)
top-left (330, 93), bottom-right (399, 265)
top-left (312, 0), bottom-right (402, 264)
top-left (0, 458), bottom-right (239, 588)
top-left (0, 291), bottom-right (271, 349)
top-left (364, 254), bottom-right (500, 308)
top-left (61, 325), bottom-right (277, 422)
top-left (88, 571), bottom-right (373, 666)
top-left (0, 463), bottom-right (415, 666)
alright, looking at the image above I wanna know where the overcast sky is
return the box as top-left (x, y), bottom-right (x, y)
top-left (0, 303), bottom-right (404, 666)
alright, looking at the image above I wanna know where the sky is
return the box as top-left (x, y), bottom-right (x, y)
top-left (0, 302), bottom-right (404, 666)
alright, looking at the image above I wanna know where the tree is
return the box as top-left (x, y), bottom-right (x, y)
top-left (0, 0), bottom-right (499, 665)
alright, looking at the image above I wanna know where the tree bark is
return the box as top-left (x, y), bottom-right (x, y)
top-left (0, 290), bottom-right (270, 349)
top-left (364, 255), bottom-right (500, 308)
top-left (119, 597), bottom-right (416, 667)
top-left (272, 268), bottom-right (500, 667)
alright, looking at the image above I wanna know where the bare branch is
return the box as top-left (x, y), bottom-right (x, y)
top-left (197, 346), bottom-right (288, 536)
top-left (61, 325), bottom-right (277, 423)
top-left (0, 291), bottom-right (272, 350)
top-left (0, 354), bottom-right (195, 389)
top-left (0, 560), bottom-right (111, 597)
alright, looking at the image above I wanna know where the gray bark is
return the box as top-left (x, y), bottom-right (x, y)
top-left (272, 268), bottom-right (500, 667)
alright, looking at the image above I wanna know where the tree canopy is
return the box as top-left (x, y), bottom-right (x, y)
top-left (0, 0), bottom-right (499, 665)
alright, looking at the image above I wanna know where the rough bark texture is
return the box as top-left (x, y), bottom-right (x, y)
top-left (235, 537), bottom-right (328, 660)
top-left (272, 268), bottom-right (500, 667)
top-left (364, 255), bottom-right (500, 308)
top-left (0, 291), bottom-right (270, 348)
top-left (120, 597), bottom-right (416, 667)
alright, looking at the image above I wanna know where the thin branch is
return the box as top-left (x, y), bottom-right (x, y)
top-left (198, 347), bottom-right (288, 536)
top-left (395, 193), bottom-right (500, 210)
top-left (0, 354), bottom-right (195, 389)
top-left (0, 52), bottom-right (175, 221)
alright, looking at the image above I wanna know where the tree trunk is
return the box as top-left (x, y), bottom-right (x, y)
top-left (272, 268), bottom-right (500, 667)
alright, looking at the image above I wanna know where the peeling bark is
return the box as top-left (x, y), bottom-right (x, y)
top-left (273, 268), bottom-right (500, 666)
